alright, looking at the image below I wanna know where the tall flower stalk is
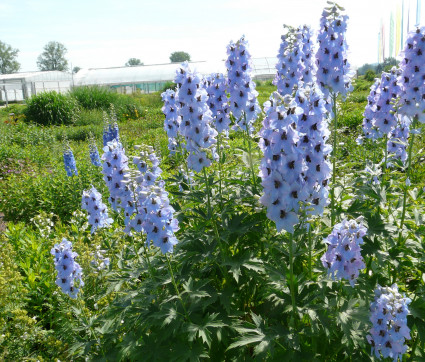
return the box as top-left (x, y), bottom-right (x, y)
top-left (316, 2), bottom-right (353, 225)
top-left (175, 62), bottom-right (217, 173)
top-left (397, 26), bottom-right (425, 232)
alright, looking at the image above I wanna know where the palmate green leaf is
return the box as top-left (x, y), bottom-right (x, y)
top-left (172, 341), bottom-right (208, 362)
top-left (187, 313), bottom-right (227, 348)
top-left (182, 277), bottom-right (211, 299)
top-left (226, 334), bottom-right (265, 351)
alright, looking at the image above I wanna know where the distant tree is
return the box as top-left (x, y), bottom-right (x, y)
top-left (364, 69), bottom-right (377, 81)
top-left (125, 58), bottom-right (143, 66)
top-left (72, 66), bottom-right (81, 73)
top-left (376, 57), bottom-right (398, 74)
top-left (357, 62), bottom-right (377, 76)
top-left (37, 41), bottom-right (68, 71)
top-left (169, 51), bottom-right (191, 63)
top-left (0, 41), bottom-right (20, 74)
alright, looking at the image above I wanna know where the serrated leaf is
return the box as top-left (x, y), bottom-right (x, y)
top-left (226, 335), bottom-right (265, 351)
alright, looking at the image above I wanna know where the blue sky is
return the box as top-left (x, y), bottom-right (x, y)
top-left (0, 0), bottom-right (392, 72)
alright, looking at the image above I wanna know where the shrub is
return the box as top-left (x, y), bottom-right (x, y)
top-left (75, 109), bottom-right (104, 126)
top-left (364, 69), bottom-right (376, 81)
top-left (25, 91), bottom-right (79, 126)
top-left (70, 86), bottom-right (118, 111)
top-left (70, 86), bottom-right (144, 122)
top-left (159, 81), bottom-right (176, 93)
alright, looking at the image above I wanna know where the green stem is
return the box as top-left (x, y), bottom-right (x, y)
top-left (399, 120), bottom-right (417, 231)
top-left (143, 244), bottom-right (155, 276)
top-left (408, 327), bottom-right (419, 361)
top-left (245, 127), bottom-right (258, 194)
top-left (289, 233), bottom-right (297, 327)
top-left (203, 168), bottom-right (223, 254)
top-left (166, 254), bottom-right (191, 322)
top-left (217, 133), bottom-right (224, 211)
top-left (78, 298), bottom-right (103, 355)
top-left (331, 92), bottom-right (338, 226)
top-left (383, 134), bottom-right (388, 183)
top-left (308, 224), bottom-right (312, 279)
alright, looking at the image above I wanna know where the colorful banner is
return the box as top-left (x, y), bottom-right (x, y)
top-left (396, 3), bottom-right (402, 56)
top-left (390, 12), bottom-right (395, 57)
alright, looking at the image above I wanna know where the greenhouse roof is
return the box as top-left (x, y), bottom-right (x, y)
top-left (74, 58), bottom-right (277, 86)
top-left (0, 71), bottom-right (72, 82)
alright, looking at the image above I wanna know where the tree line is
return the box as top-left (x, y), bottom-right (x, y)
top-left (0, 40), bottom-right (191, 74)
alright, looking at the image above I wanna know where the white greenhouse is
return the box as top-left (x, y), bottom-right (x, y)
top-left (0, 58), bottom-right (277, 104)
top-left (0, 71), bottom-right (72, 104)
top-left (74, 57), bottom-right (277, 94)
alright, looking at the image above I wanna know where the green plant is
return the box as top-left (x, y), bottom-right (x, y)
top-left (25, 91), bottom-right (79, 126)
top-left (159, 81), bottom-right (176, 93)
top-left (70, 86), bottom-right (119, 111)
top-left (364, 69), bottom-right (376, 81)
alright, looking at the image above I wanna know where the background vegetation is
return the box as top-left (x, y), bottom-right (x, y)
top-left (0, 78), bottom-right (424, 360)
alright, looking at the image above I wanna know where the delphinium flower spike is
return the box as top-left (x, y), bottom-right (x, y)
top-left (367, 284), bottom-right (411, 361)
top-left (259, 92), bottom-right (308, 233)
top-left (90, 245), bottom-right (110, 271)
top-left (161, 89), bottom-right (181, 153)
top-left (124, 145), bottom-right (162, 234)
top-left (102, 106), bottom-right (120, 146)
top-left (359, 77), bottom-right (381, 142)
top-left (373, 67), bottom-right (403, 137)
top-left (387, 116), bottom-right (411, 165)
top-left (63, 141), bottom-right (78, 177)
top-left (101, 139), bottom-right (134, 216)
top-left (300, 25), bottom-right (316, 85)
top-left (398, 26), bottom-right (425, 123)
top-left (50, 238), bottom-right (84, 299)
top-left (175, 61), bottom-right (218, 172)
top-left (81, 186), bottom-right (113, 234)
top-left (296, 85), bottom-right (332, 215)
top-left (315, 2), bottom-right (353, 97)
top-left (320, 217), bottom-right (366, 286)
top-left (204, 73), bottom-right (231, 134)
top-left (129, 145), bottom-right (179, 254)
top-left (226, 36), bottom-right (261, 133)
top-left (274, 25), bottom-right (305, 96)
top-left (88, 134), bottom-right (102, 167)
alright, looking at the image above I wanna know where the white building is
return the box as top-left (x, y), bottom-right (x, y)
top-left (0, 71), bottom-right (72, 104)
top-left (74, 58), bottom-right (277, 94)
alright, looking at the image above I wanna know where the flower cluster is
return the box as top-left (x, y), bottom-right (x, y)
top-left (374, 68), bottom-right (403, 136)
top-left (316, 3), bottom-right (353, 96)
top-left (259, 92), bottom-right (307, 233)
top-left (226, 36), bottom-right (261, 133)
top-left (360, 78), bottom-right (381, 141)
top-left (89, 139), bottom-right (102, 167)
top-left (63, 145), bottom-right (78, 177)
top-left (204, 73), bottom-right (231, 133)
top-left (398, 26), bottom-right (425, 123)
top-left (103, 110), bottom-right (120, 146)
top-left (387, 116), bottom-right (411, 164)
top-left (90, 245), bottom-right (110, 271)
top-left (102, 139), bottom-right (134, 214)
top-left (127, 146), bottom-right (179, 254)
top-left (161, 89), bottom-right (181, 153)
top-left (367, 284), bottom-right (411, 361)
top-left (81, 186), bottom-right (113, 234)
top-left (50, 238), bottom-right (84, 299)
top-left (142, 182), bottom-right (179, 254)
top-left (295, 86), bottom-right (332, 215)
top-left (274, 26), bottom-right (305, 96)
top-left (300, 25), bottom-right (316, 85)
top-left (320, 218), bottom-right (366, 286)
top-left (124, 146), bottom-right (162, 235)
top-left (175, 62), bottom-right (217, 172)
